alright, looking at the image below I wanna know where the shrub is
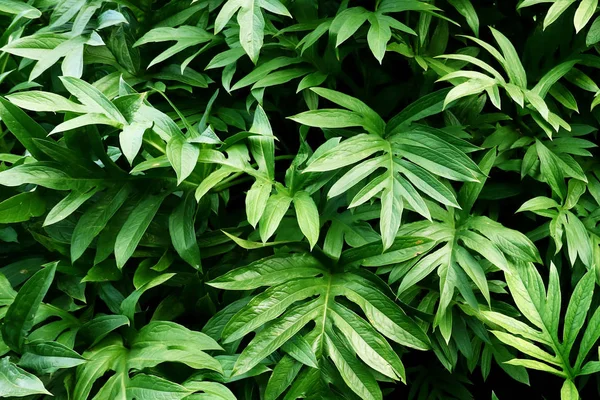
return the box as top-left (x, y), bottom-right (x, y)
top-left (0, 0), bottom-right (599, 399)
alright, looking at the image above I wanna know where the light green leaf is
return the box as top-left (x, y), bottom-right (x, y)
top-left (238, 0), bottom-right (265, 63)
top-left (259, 193), bottom-right (293, 242)
top-left (304, 134), bottom-right (386, 172)
top-left (167, 135), bottom-right (200, 185)
top-left (0, 358), bottom-right (50, 398)
top-left (208, 253), bottom-right (324, 290)
top-left (367, 14), bottom-right (392, 64)
top-left (281, 335), bottom-right (318, 368)
top-left (246, 181), bottom-right (272, 227)
top-left (561, 380), bottom-right (579, 400)
top-left (0, 0), bottom-right (41, 18)
top-left (134, 26), bottom-right (214, 68)
top-left (574, 0), bottom-right (598, 32)
top-left (380, 177), bottom-right (403, 250)
top-left (6, 91), bottom-right (90, 113)
top-left (325, 328), bottom-right (383, 400)
top-left (331, 7), bottom-right (370, 47)
top-left (563, 271), bottom-right (595, 350)
top-left (233, 298), bottom-right (323, 375)
top-left (293, 191), bottom-right (320, 249)
top-left (490, 27), bottom-right (527, 88)
top-left (60, 76), bottom-right (125, 123)
top-left (121, 122), bottom-right (150, 165)
top-left (126, 374), bottom-right (192, 400)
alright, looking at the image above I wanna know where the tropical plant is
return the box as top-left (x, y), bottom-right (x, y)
top-left (0, 0), bottom-right (599, 399)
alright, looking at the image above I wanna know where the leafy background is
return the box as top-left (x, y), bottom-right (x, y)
top-left (0, 0), bottom-right (600, 399)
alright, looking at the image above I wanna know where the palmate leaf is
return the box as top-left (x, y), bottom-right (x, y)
top-left (478, 262), bottom-right (600, 398)
top-left (207, 250), bottom-right (430, 399)
top-left (355, 150), bottom-right (541, 341)
top-left (437, 29), bottom-right (575, 135)
top-left (516, 178), bottom-right (593, 268)
top-left (291, 87), bottom-right (483, 250)
top-left (74, 322), bottom-right (223, 399)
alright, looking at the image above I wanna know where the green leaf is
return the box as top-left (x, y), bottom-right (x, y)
top-left (517, 196), bottom-right (560, 213)
top-left (259, 193), bottom-right (293, 242)
top-left (535, 140), bottom-right (566, 199)
top-left (1, 262), bottom-right (57, 352)
top-left (19, 341), bottom-right (86, 374)
top-left (238, 0), bottom-right (265, 63)
top-left (121, 273), bottom-right (176, 321)
top-left (293, 191), bottom-right (320, 249)
top-left (167, 135), bottom-right (199, 185)
top-left (79, 315), bottom-right (130, 347)
top-left (586, 16), bottom-right (600, 45)
top-left (564, 211), bottom-right (593, 267)
top-left (490, 27), bottom-right (527, 88)
top-left (246, 181), bottom-right (272, 227)
top-left (443, 79), bottom-right (494, 108)
top-left (387, 89), bottom-right (450, 134)
top-left (115, 193), bottom-right (166, 269)
top-left (44, 187), bottom-right (101, 227)
top-left (0, 97), bottom-right (49, 160)
top-left (447, 0), bottom-right (479, 36)
top-left (544, 0), bottom-right (576, 29)
top-left (0, 0), bottom-right (41, 18)
top-left (121, 122), bottom-right (150, 165)
top-left (574, 0), bottom-right (598, 32)
top-left (126, 374), bottom-right (192, 400)
top-left (380, 177), bottom-right (403, 250)
top-left (0, 358), bottom-right (50, 397)
top-left (560, 380), bottom-right (579, 400)
top-left (208, 254), bottom-right (324, 291)
top-left (129, 321), bottom-right (222, 371)
top-left (367, 14), bottom-right (392, 64)
top-left (289, 109), bottom-right (366, 130)
top-left (397, 143), bottom-right (482, 182)
top-left (0, 192), bottom-right (46, 224)
top-left (206, 47), bottom-right (247, 70)
top-left (325, 328), bottom-right (383, 400)
top-left (182, 381), bottom-right (236, 400)
top-left (308, 88), bottom-right (385, 134)
top-left (281, 335), bottom-right (319, 368)
top-left (60, 76), bottom-right (126, 124)
top-left (305, 134), bottom-right (386, 172)
top-left (395, 159), bottom-right (460, 208)
top-left (533, 60), bottom-right (579, 98)
top-left (331, 7), bottom-right (370, 47)
top-left (71, 184), bottom-right (132, 262)
top-left (264, 355), bottom-right (302, 400)
top-left (6, 91), bottom-right (90, 113)
top-left (134, 26), bottom-right (214, 68)
top-left (563, 271), bottom-right (595, 351)
top-left (233, 298), bottom-right (323, 376)
top-left (169, 192), bottom-right (201, 270)
top-left (330, 303), bottom-right (405, 381)
top-left (575, 305), bottom-right (600, 368)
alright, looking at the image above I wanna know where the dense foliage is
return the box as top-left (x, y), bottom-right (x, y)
top-left (0, 0), bottom-right (600, 398)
